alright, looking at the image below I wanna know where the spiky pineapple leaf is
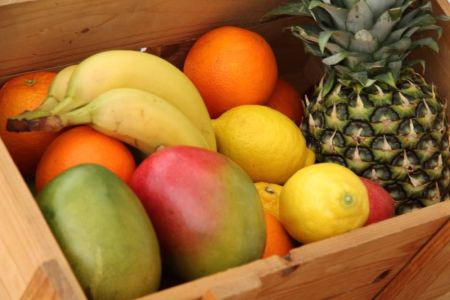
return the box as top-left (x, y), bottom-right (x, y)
top-left (436, 15), bottom-right (450, 22)
top-left (291, 25), bottom-right (343, 54)
top-left (343, 0), bottom-right (358, 9)
top-left (319, 31), bottom-right (334, 53)
top-left (309, 1), bottom-right (348, 30)
top-left (370, 8), bottom-right (403, 42)
top-left (411, 37), bottom-right (439, 53)
top-left (322, 69), bottom-right (336, 96)
top-left (346, 0), bottom-right (374, 33)
top-left (386, 26), bottom-right (410, 44)
top-left (330, 30), bottom-right (352, 48)
top-left (323, 51), bottom-right (348, 65)
top-left (346, 52), bottom-right (370, 69)
top-left (335, 65), bottom-right (352, 75)
top-left (375, 72), bottom-right (397, 88)
top-left (395, 0), bottom-right (410, 6)
top-left (262, 1), bottom-right (312, 21)
top-left (349, 29), bottom-right (378, 53)
top-left (365, 0), bottom-right (397, 18)
top-left (409, 25), bottom-right (424, 37)
top-left (365, 59), bottom-right (387, 69)
top-left (397, 1), bottom-right (432, 28)
top-left (406, 14), bottom-right (436, 29)
top-left (374, 38), bottom-right (411, 60)
top-left (332, 0), bottom-right (348, 7)
top-left (406, 59), bottom-right (426, 73)
top-left (304, 41), bottom-right (324, 56)
top-left (419, 24), bottom-right (443, 39)
top-left (348, 71), bottom-right (376, 87)
top-left (388, 60), bottom-right (403, 79)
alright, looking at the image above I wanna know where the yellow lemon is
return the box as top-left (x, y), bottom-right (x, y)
top-left (303, 148), bottom-right (316, 167)
top-left (213, 105), bottom-right (307, 184)
top-left (280, 163), bottom-right (369, 244)
top-left (255, 182), bottom-right (283, 220)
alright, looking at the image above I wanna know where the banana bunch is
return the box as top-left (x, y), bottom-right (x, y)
top-left (8, 50), bottom-right (216, 154)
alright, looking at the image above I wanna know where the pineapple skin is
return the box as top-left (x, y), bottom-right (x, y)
top-left (301, 69), bottom-right (450, 214)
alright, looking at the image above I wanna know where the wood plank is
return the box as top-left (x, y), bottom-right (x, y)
top-left (0, 0), bottom-right (286, 78)
top-left (0, 16), bottom-right (315, 96)
top-left (141, 201), bottom-right (450, 300)
top-left (0, 0), bottom-right (34, 7)
top-left (0, 138), bottom-right (85, 300)
top-left (437, 0), bottom-right (450, 17)
top-left (20, 260), bottom-right (78, 300)
top-left (376, 220), bottom-right (450, 300)
top-left (435, 291), bottom-right (450, 300)
top-left (0, 1), bottom-right (448, 300)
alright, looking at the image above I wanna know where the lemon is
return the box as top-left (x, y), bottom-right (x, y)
top-left (303, 148), bottom-right (316, 167)
top-left (213, 105), bottom-right (307, 184)
top-left (280, 163), bottom-right (369, 244)
top-left (255, 182), bottom-right (283, 220)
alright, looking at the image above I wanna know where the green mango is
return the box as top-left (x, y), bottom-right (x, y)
top-left (37, 164), bottom-right (161, 300)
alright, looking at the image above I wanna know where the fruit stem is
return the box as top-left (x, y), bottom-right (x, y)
top-left (8, 109), bottom-right (52, 122)
top-left (6, 115), bottom-right (64, 132)
top-left (50, 97), bottom-right (76, 114)
top-left (57, 106), bottom-right (93, 128)
top-left (37, 96), bottom-right (60, 111)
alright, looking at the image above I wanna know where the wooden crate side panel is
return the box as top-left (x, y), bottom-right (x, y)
top-left (0, 0), bottom-right (34, 6)
top-left (0, 0), bottom-right (287, 78)
top-left (249, 206), bottom-right (450, 300)
top-left (376, 3), bottom-right (450, 298)
top-left (20, 260), bottom-right (79, 300)
top-left (0, 140), bottom-right (85, 300)
top-left (140, 201), bottom-right (450, 300)
top-left (376, 221), bottom-right (450, 300)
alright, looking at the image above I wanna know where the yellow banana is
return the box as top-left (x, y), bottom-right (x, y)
top-left (15, 50), bottom-right (216, 150)
top-left (27, 88), bottom-right (210, 154)
top-left (47, 64), bottom-right (77, 105)
top-left (16, 65), bottom-right (77, 120)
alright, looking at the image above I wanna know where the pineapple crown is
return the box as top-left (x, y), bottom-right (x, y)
top-left (265, 0), bottom-right (449, 93)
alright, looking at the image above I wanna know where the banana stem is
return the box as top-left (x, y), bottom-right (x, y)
top-left (36, 96), bottom-right (60, 111)
top-left (6, 115), bottom-right (64, 132)
top-left (8, 109), bottom-right (52, 122)
top-left (57, 106), bottom-right (93, 128)
top-left (50, 97), bottom-right (77, 114)
top-left (7, 104), bottom-right (92, 132)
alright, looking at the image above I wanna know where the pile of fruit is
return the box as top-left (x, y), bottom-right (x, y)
top-left (0, 1), bottom-right (448, 299)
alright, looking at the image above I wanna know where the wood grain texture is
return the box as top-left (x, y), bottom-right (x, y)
top-left (140, 201), bottom-right (450, 300)
top-left (0, 138), bottom-right (85, 300)
top-left (20, 260), bottom-right (78, 300)
top-left (0, 1), bottom-right (449, 300)
top-left (437, 0), bottom-right (450, 17)
top-left (0, 0), bottom-right (35, 7)
top-left (0, 0), bottom-right (286, 78)
top-left (376, 221), bottom-right (450, 300)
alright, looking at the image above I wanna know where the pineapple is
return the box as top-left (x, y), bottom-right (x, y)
top-left (266, 0), bottom-right (450, 214)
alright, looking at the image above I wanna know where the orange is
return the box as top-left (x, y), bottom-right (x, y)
top-left (0, 71), bottom-right (59, 177)
top-left (255, 182), bottom-right (283, 220)
top-left (183, 26), bottom-right (278, 118)
top-left (35, 126), bottom-right (136, 191)
top-left (265, 79), bottom-right (303, 125)
top-left (262, 212), bottom-right (294, 258)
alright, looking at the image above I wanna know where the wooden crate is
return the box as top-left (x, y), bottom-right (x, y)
top-left (1, 0), bottom-right (449, 299)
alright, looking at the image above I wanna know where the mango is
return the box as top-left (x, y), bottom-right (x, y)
top-left (37, 164), bottom-right (161, 299)
top-left (130, 146), bottom-right (266, 281)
